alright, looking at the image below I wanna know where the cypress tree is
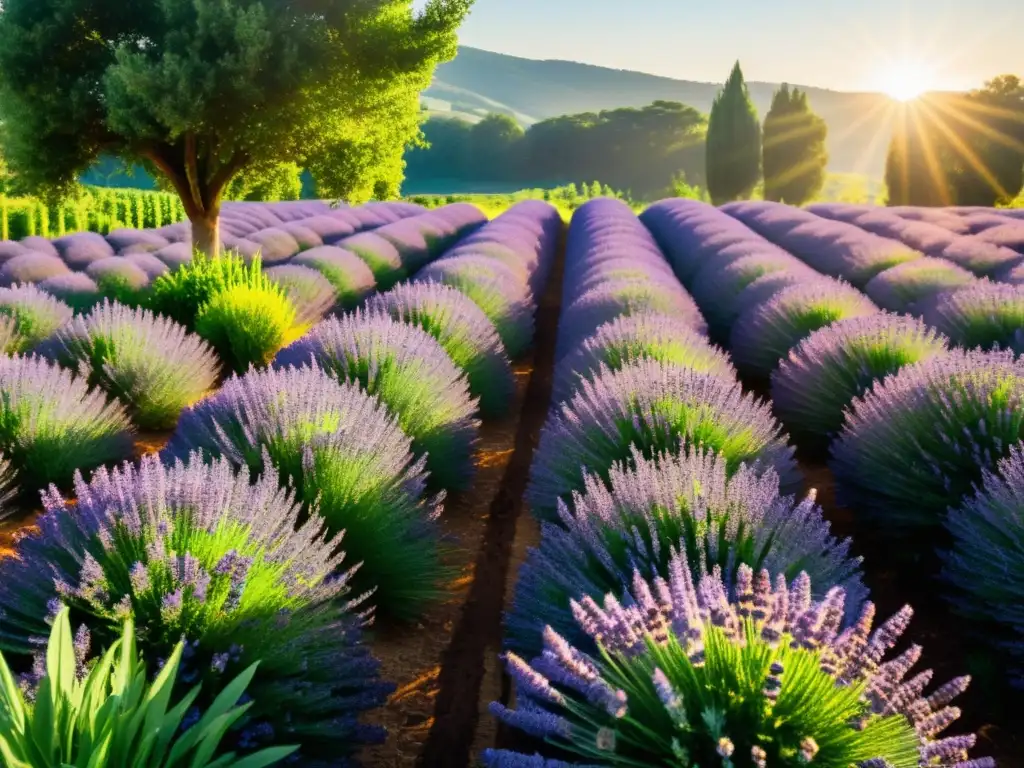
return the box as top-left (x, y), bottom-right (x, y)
top-left (706, 61), bottom-right (762, 204)
top-left (763, 85), bottom-right (828, 204)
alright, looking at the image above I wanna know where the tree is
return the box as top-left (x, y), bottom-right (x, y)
top-left (225, 163), bottom-right (303, 202)
top-left (468, 114), bottom-right (525, 180)
top-left (0, 0), bottom-right (472, 254)
top-left (884, 101), bottom-right (952, 206)
top-left (706, 61), bottom-right (762, 204)
top-left (762, 84), bottom-right (828, 204)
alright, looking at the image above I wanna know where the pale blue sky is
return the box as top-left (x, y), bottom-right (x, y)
top-left (424, 0), bottom-right (1022, 93)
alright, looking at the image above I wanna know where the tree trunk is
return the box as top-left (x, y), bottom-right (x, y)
top-left (191, 212), bottom-right (220, 258)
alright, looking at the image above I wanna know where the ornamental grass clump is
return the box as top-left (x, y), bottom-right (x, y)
top-left (148, 251), bottom-right (268, 328)
top-left (368, 281), bottom-right (515, 418)
top-left (527, 359), bottom-right (799, 523)
top-left (771, 314), bottom-right (951, 450)
top-left (831, 347), bottom-right (1024, 530)
top-left (943, 445), bottom-right (1024, 685)
top-left (920, 280), bottom-right (1024, 353)
top-left (0, 454), bottom-right (392, 761)
top-left (0, 283), bottom-right (73, 353)
top-left (39, 301), bottom-right (220, 430)
top-left (276, 310), bottom-right (480, 491)
top-left (485, 561), bottom-right (991, 768)
top-left (0, 606), bottom-right (298, 768)
top-left (552, 312), bottom-right (735, 405)
top-left (164, 364), bottom-right (445, 620)
top-left (864, 258), bottom-right (976, 313)
top-left (507, 447), bottom-right (863, 658)
top-left (0, 354), bottom-right (133, 495)
top-left (730, 279), bottom-right (879, 378)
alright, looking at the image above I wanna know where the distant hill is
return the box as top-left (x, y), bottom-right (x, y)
top-left (425, 47), bottom-right (905, 178)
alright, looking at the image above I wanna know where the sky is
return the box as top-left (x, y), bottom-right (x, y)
top-left (429, 0), bottom-right (1022, 94)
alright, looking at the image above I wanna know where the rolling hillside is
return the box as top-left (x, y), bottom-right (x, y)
top-left (425, 47), bottom-right (904, 177)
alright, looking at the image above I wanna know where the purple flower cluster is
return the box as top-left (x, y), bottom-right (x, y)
top-left (528, 358), bottom-right (799, 523)
top-left (864, 257), bottom-right (977, 313)
top-left (368, 280), bottom-right (515, 418)
top-left (810, 204), bottom-right (960, 257)
top-left (919, 280), bottom-right (1024, 353)
top-left (275, 309), bottom-right (480, 491)
top-left (289, 245), bottom-right (376, 309)
top-left (263, 264), bottom-right (339, 325)
top-left (723, 200), bottom-right (923, 287)
top-left (0, 453), bottom-right (392, 761)
top-left (0, 283), bottom-right (73, 352)
top-left (0, 253), bottom-right (71, 287)
top-left (730, 278), bottom-right (879, 378)
top-left (831, 347), bottom-right (1024, 528)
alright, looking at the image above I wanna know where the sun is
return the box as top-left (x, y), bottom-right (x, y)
top-left (881, 61), bottom-right (932, 101)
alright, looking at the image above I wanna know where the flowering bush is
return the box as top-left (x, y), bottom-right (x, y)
top-left (487, 560), bottom-right (989, 768)
top-left (0, 454), bottom-right (391, 761)
top-left (86, 257), bottom-right (153, 305)
top-left (264, 264), bottom-right (339, 325)
top-left (552, 312), bottom-right (735, 404)
top-left (730, 279), bottom-right (878, 378)
top-left (40, 301), bottom-right (220, 430)
top-left (771, 314), bottom-right (950, 449)
top-left (369, 281), bottom-right (515, 418)
top-left (507, 447), bottom-right (863, 657)
top-left (0, 283), bottom-right (73, 353)
top-left (831, 347), bottom-right (1024, 529)
top-left (920, 280), bottom-right (1024, 353)
top-left (37, 272), bottom-right (102, 312)
top-left (164, 364), bottom-right (445, 619)
top-left (0, 253), bottom-right (70, 287)
top-left (528, 359), bottom-right (799, 523)
top-left (291, 246), bottom-right (377, 309)
top-left (276, 311), bottom-right (480, 491)
top-left (864, 258), bottom-right (976, 313)
top-left (149, 252), bottom-right (265, 329)
top-left (943, 444), bottom-right (1024, 685)
top-left (0, 354), bottom-right (132, 494)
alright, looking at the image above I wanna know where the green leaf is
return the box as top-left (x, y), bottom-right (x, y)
top-left (226, 745), bottom-right (300, 768)
top-left (0, 650), bottom-right (26, 732)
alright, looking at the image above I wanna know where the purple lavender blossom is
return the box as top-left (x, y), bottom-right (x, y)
top-left (53, 232), bottom-right (116, 270)
top-left (919, 280), bottom-right (1024, 353)
top-left (941, 237), bottom-right (1023, 277)
top-left (336, 233), bottom-right (405, 289)
top-left (105, 229), bottom-right (169, 252)
top-left (0, 453), bottom-right (391, 761)
top-left (0, 283), bottom-right (73, 352)
top-left (507, 447), bottom-right (864, 657)
top-left (152, 243), bottom-right (194, 270)
top-left (527, 358), bottom-right (799, 523)
top-left (124, 252), bottom-right (171, 280)
top-left (37, 273), bottom-right (102, 313)
top-left (864, 257), bottom-right (977, 313)
top-left (831, 347), bottom-right (1024, 529)
top-left (290, 245), bottom-right (377, 309)
top-left (248, 228), bottom-right (301, 264)
top-left (264, 264), bottom-right (339, 325)
top-left (85, 257), bottom-right (152, 302)
top-left (0, 253), bottom-right (71, 287)
top-left (280, 223), bottom-right (324, 251)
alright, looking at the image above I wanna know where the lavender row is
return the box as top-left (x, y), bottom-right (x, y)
top-left (487, 198), bottom-right (988, 767)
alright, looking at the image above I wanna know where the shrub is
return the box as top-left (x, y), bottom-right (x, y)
top-left (264, 264), bottom-right (339, 325)
top-left (507, 447), bottom-right (863, 657)
top-left (195, 282), bottom-right (301, 373)
top-left (864, 257), bottom-right (976, 313)
top-left (0, 354), bottom-right (133, 495)
top-left (275, 311), bottom-right (480, 491)
top-left (40, 301), bottom-right (220, 430)
top-left (84, 257), bottom-right (152, 305)
top-left (0, 253), bottom-right (70, 287)
top-left (417, 256), bottom-right (535, 357)
top-left (291, 246), bottom-right (377, 309)
top-left (124, 250), bottom-right (171, 280)
top-left (37, 272), bottom-right (102, 312)
top-left (149, 252), bottom-right (261, 329)
top-left (486, 561), bottom-right (989, 768)
top-left (368, 281), bottom-right (515, 418)
top-left (941, 237), bottom-right (1022, 277)
top-left (552, 312), bottom-right (735, 404)
top-left (0, 454), bottom-right (391, 761)
top-left (164, 364), bottom-right (446, 619)
top-left (53, 232), bottom-right (116, 269)
top-left (920, 280), bottom-right (1024, 353)
top-left (0, 283), bottom-right (73, 352)
top-left (730, 279), bottom-right (879, 378)
top-left (831, 348), bottom-right (1024, 530)
top-left (527, 359), bottom-right (799, 523)
top-left (0, 606), bottom-right (298, 768)
top-left (771, 314), bottom-right (950, 449)
top-left (337, 233), bottom-right (405, 289)
top-left (943, 444), bottom-right (1024, 685)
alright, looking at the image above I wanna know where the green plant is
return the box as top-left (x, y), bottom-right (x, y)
top-left (0, 606), bottom-right (297, 767)
top-left (148, 252), bottom-right (255, 329)
top-left (195, 282), bottom-right (300, 373)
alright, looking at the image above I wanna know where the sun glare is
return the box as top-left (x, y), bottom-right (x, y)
top-left (882, 61), bottom-right (932, 102)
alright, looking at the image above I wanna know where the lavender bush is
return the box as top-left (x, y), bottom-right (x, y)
top-left (730, 279), bottom-right (879, 378)
top-left (291, 246), bottom-right (377, 309)
top-left (163, 364), bottom-right (445, 619)
top-left (0, 253), bottom-right (70, 287)
top-left (943, 444), bottom-right (1024, 685)
top-left (264, 264), bottom-right (339, 325)
top-left (864, 258), bottom-right (976, 313)
top-left (507, 447), bottom-right (863, 657)
top-left (368, 281), bottom-right (515, 418)
top-left (40, 301), bottom-right (220, 430)
top-left (486, 560), bottom-right (989, 768)
top-left (337, 233), bottom-right (405, 289)
top-left (940, 238), bottom-right (1022, 277)
top-left (0, 454), bottom-right (391, 762)
top-left (831, 348), bottom-right (1024, 529)
top-left (275, 311), bottom-right (480, 491)
top-left (86, 257), bottom-right (153, 305)
top-left (552, 312), bottom-right (735, 405)
top-left (528, 359), bottom-right (799, 523)
top-left (0, 354), bottom-right (133, 494)
top-left (771, 314), bottom-right (950, 449)
top-left (919, 280), bottom-right (1024, 352)
top-left (37, 272), bottom-right (102, 312)
top-left (0, 283), bottom-right (73, 353)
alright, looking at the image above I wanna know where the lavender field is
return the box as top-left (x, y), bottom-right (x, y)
top-left (0, 195), bottom-right (1021, 767)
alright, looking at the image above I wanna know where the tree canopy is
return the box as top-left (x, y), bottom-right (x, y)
top-left (762, 84), bottom-right (828, 205)
top-left (0, 0), bottom-right (472, 253)
top-left (706, 61), bottom-right (762, 204)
